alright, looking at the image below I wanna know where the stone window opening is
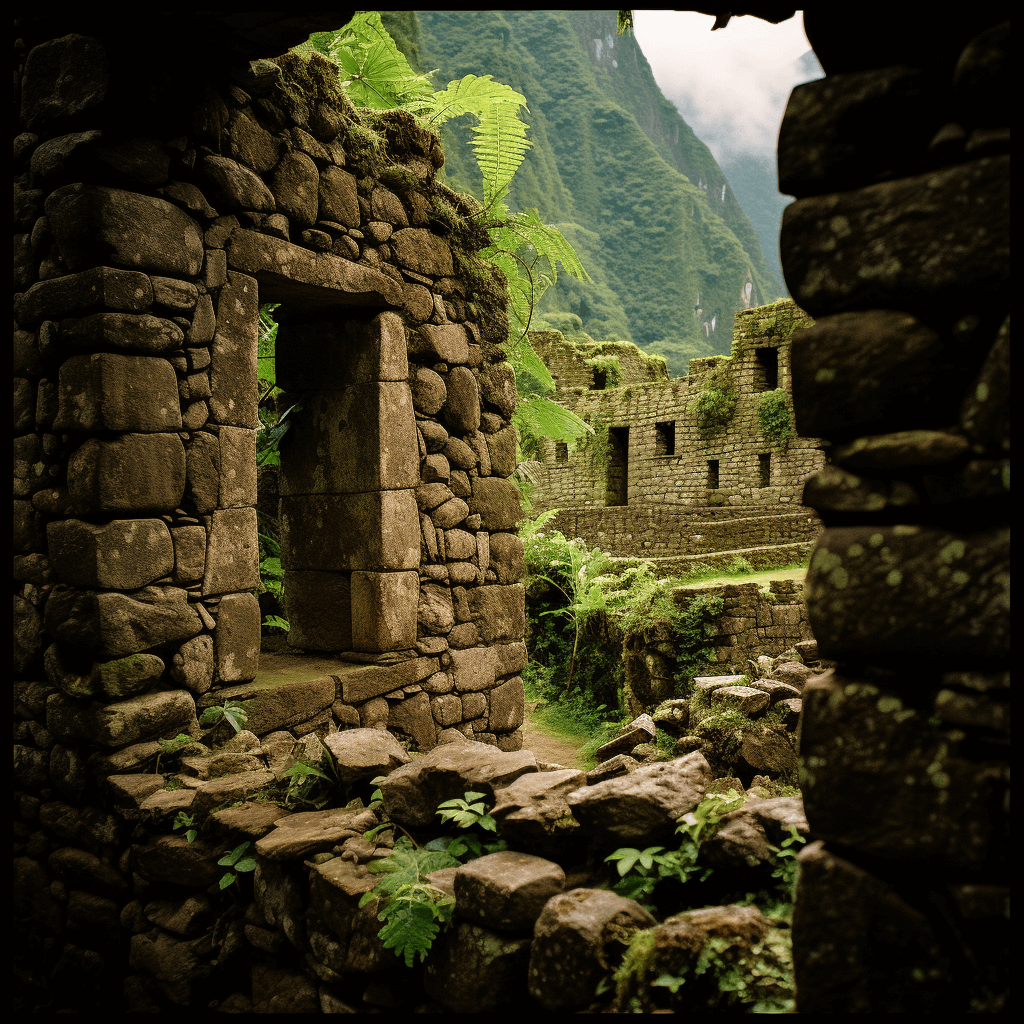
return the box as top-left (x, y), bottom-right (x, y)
top-left (753, 346), bottom-right (779, 391)
top-left (591, 368), bottom-right (608, 390)
top-left (606, 426), bottom-right (629, 506)
top-left (269, 303), bottom-right (420, 655)
top-left (759, 452), bottom-right (771, 488)
top-left (554, 441), bottom-right (569, 462)
top-left (707, 459), bottom-right (720, 489)
top-left (655, 420), bottom-right (676, 457)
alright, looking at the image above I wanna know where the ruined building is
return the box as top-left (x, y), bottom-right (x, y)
top-left (527, 298), bottom-right (826, 570)
top-left (13, 8), bottom-right (1009, 1014)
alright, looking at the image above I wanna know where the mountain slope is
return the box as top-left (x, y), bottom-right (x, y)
top-left (384, 10), bottom-right (784, 375)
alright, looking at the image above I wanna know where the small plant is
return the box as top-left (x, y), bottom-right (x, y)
top-left (172, 811), bottom-right (197, 842)
top-left (769, 825), bottom-right (806, 897)
top-left (199, 701), bottom-right (249, 740)
top-left (694, 364), bottom-right (738, 435)
top-left (217, 842), bottom-right (257, 890)
top-left (436, 790), bottom-right (507, 859)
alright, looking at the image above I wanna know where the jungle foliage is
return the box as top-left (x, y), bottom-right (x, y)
top-left (388, 10), bottom-right (784, 375)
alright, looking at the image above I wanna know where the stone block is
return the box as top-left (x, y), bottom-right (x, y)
top-left (317, 165), bottom-right (360, 227)
top-left (67, 433), bottom-right (185, 513)
top-left (60, 312), bottom-right (185, 354)
top-left (269, 151), bottom-right (319, 227)
top-left (468, 476), bottom-right (523, 532)
top-left (441, 366), bottom-right (481, 434)
top-left (208, 272), bottom-right (258, 428)
top-left (488, 532), bottom-right (525, 584)
top-left (467, 585), bottom-right (526, 644)
top-left (21, 34), bottom-right (110, 129)
top-left (418, 582), bottom-right (454, 635)
top-left (202, 675), bottom-right (335, 737)
top-left (799, 670), bottom-right (1005, 871)
top-left (47, 689), bottom-right (197, 749)
top-left (488, 676), bottom-right (525, 733)
top-left (170, 525), bottom-right (207, 584)
top-left (805, 523), bottom-right (1009, 665)
top-left (410, 323), bottom-right (469, 365)
top-left (388, 691), bottom-right (436, 751)
top-left (350, 571), bottom-right (419, 652)
top-left (202, 507), bottom-right (259, 596)
top-left (168, 635), bottom-right (215, 695)
top-left (285, 570), bottom-right (352, 652)
top-left (45, 584), bottom-right (204, 659)
top-left (450, 646), bottom-right (496, 693)
top-left (215, 592), bottom-right (260, 683)
top-left (278, 382), bottom-right (417, 495)
top-left (390, 228), bottom-right (453, 276)
top-left (46, 183), bottom-right (204, 276)
top-left (218, 427), bottom-right (257, 507)
top-left (781, 155), bottom-right (1009, 316)
top-left (185, 431), bottom-right (219, 512)
top-left (55, 352), bottom-right (181, 432)
top-left (454, 851), bottom-right (565, 931)
top-left (15, 265), bottom-right (154, 329)
top-left (280, 490), bottom-right (420, 571)
top-left (47, 518), bottom-right (173, 589)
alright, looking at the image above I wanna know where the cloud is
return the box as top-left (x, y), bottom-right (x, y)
top-left (632, 10), bottom-right (822, 162)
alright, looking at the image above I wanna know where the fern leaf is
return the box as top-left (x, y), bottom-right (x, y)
top-left (513, 396), bottom-right (594, 446)
top-left (378, 896), bottom-right (443, 968)
top-left (471, 100), bottom-right (532, 212)
top-left (426, 74), bottom-right (528, 128)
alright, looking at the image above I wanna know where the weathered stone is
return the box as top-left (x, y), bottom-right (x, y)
top-left (528, 888), bottom-right (656, 1010)
top-left (201, 155), bottom-right (276, 212)
top-left (485, 425), bottom-right (518, 478)
top-left (379, 738), bottom-right (538, 828)
top-left (710, 685), bottom-right (771, 715)
top-left (170, 524), bottom-right (207, 584)
top-left (454, 851), bottom-right (565, 931)
top-left (255, 807), bottom-right (376, 861)
top-left (390, 228), bottom-right (453, 276)
top-left (334, 655), bottom-right (439, 704)
top-left (269, 150), bottom-right (319, 227)
top-left (47, 518), bottom-right (173, 589)
top-left (21, 34), bottom-right (108, 129)
top-left (322, 727), bottom-right (411, 783)
top-left (317, 165), bottom-right (359, 227)
top-left (487, 675), bottom-right (524, 734)
top-left (410, 366), bottom-right (447, 415)
top-left (805, 523), bottom-right (1009, 664)
top-left (466, 584), bottom-right (526, 644)
top-left (468, 476), bottom-right (523, 531)
top-left (46, 688), bottom-right (196, 749)
top-left (45, 584), bottom-right (203, 659)
top-left (285, 570), bottom-right (352, 651)
top-left (214, 592), bottom-right (260, 682)
top-left (350, 571), bottom-right (419, 653)
top-left (280, 490), bottom-right (420, 572)
top-left (278, 382), bottom-right (417, 495)
top-left (478, 362), bottom-right (518, 419)
top-left (94, 652), bottom-right (166, 699)
top-left (490, 767), bottom-right (587, 855)
top-left (423, 920), bottom-right (532, 1012)
top-left (61, 311), bottom-right (185, 354)
top-left (411, 323), bottom-right (470, 364)
top-left (387, 691), bottom-right (436, 751)
top-left (202, 507), bottom-right (259, 596)
top-left (67, 433), bottom-right (185, 513)
top-left (799, 670), bottom-right (1004, 870)
top-left (595, 714), bottom-right (657, 761)
top-left (441, 366), bottom-right (481, 433)
top-left (568, 752), bottom-right (713, 844)
top-left (781, 156), bottom-right (1009, 315)
top-left (46, 183), bottom-right (203, 276)
top-left (203, 674), bottom-right (335, 737)
top-left (168, 635), bottom-right (215, 695)
top-left (831, 430), bottom-right (970, 470)
top-left (208, 271), bottom-right (259, 428)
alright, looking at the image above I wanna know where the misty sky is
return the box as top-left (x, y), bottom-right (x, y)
top-left (632, 10), bottom-right (823, 166)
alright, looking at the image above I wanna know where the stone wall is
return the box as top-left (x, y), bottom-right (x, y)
top-left (528, 299), bottom-right (826, 564)
top-left (13, 12), bottom-right (531, 1010)
top-left (781, 11), bottom-right (1010, 1012)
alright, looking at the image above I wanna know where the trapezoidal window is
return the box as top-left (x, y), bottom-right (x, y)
top-left (554, 441), bottom-right (569, 462)
top-left (754, 347), bottom-right (779, 391)
top-left (606, 426), bottom-right (629, 506)
top-left (707, 459), bottom-right (720, 489)
top-left (759, 453), bottom-right (771, 487)
top-left (655, 421), bottom-right (676, 457)
top-left (591, 368), bottom-right (608, 390)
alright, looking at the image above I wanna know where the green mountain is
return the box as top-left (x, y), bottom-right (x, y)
top-left (381, 10), bottom-right (785, 377)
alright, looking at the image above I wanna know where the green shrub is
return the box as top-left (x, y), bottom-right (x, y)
top-left (758, 388), bottom-right (793, 446)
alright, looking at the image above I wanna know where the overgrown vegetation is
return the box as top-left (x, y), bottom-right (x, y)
top-left (757, 388), bottom-right (794, 447)
top-left (694, 362), bottom-right (738, 435)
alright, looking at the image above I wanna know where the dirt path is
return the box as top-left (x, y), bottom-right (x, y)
top-left (521, 704), bottom-right (589, 769)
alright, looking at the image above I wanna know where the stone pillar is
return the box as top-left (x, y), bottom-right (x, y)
top-left (781, 14), bottom-right (1010, 1012)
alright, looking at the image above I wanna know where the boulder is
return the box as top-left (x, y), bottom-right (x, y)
top-left (568, 752), bottom-right (713, 845)
top-left (490, 768), bottom-right (587, 856)
top-left (453, 851), bottom-right (565, 931)
top-left (379, 738), bottom-right (538, 828)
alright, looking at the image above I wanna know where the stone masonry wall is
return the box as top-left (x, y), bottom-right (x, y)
top-left (780, 12), bottom-right (1010, 1012)
top-left (528, 299), bottom-right (825, 564)
top-left (13, 13), bottom-right (531, 1010)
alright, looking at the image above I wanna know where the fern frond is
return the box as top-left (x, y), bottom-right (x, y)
top-left (513, 396), bottom-right (594, 446)
top-left (425, 74), bottom-right (528, 129)
top-left (471, 100), bottom-right (532, 212)
top-left (376, 888), bottom-right (453, 967)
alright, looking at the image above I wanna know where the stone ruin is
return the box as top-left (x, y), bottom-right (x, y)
top-left (528, 298), bottom-right (827, 572)
top-left (13, 8), bottom-right (1010, 1014)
